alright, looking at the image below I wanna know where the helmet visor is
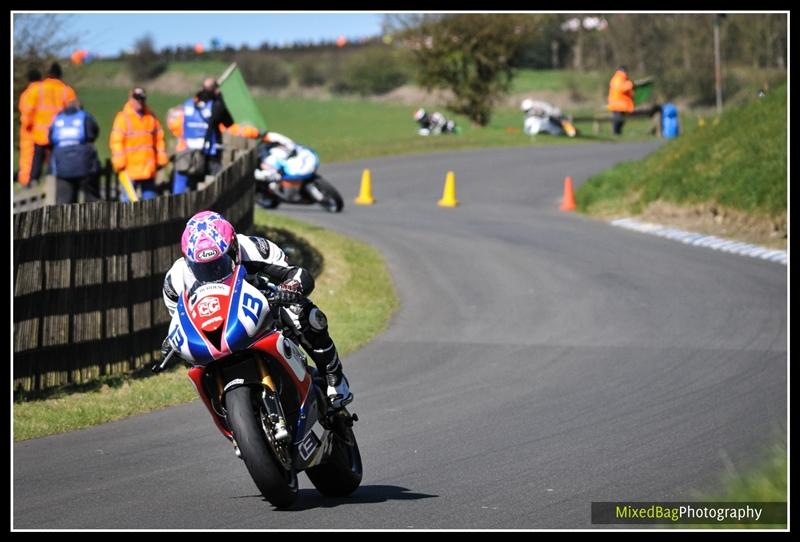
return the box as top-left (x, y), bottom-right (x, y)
top-left (188, 253), bottom-right (235, 284)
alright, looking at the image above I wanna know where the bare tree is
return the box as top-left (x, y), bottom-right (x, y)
top-left (12, 13), bottom-right (79, 158)
top-left (13, 14), bottom-right (79, 91)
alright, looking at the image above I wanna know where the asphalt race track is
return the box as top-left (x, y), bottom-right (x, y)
top-left (14, 142), bottom-right (787, 529)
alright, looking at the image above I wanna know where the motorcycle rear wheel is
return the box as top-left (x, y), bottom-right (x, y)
top-left (305, 412), bottom-right (362, 497)
top-left (225, 386), bottom-right (298, 508)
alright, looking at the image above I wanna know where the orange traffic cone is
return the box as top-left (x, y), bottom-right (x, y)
top-left (354, 169), bottom-right (375, 205)
top-left (560, 176), bottom-right (576, 212)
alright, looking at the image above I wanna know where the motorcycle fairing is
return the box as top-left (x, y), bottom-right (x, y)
top-left (170, 265), bottom-right (269, 366)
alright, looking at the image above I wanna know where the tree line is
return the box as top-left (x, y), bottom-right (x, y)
top-left (14, 13), bottom-right (788, 128)
top-left (390, 13), bottom-right (787, 124)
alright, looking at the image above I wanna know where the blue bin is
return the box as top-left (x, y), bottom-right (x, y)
top-left (661, 103), bottom-right (679, 139)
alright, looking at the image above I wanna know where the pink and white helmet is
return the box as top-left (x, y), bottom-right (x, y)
top-left (181, 211), bottom-right (239, 283)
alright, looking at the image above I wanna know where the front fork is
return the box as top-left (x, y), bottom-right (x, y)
top-left (187, 357), bottom-right (290, 443)
top-left (304, 178), bottom-right (326, 203)
top-left (259, 373), bottom-right (290, 442)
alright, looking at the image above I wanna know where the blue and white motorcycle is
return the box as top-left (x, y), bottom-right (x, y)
top-left (254, 144), bottom-right (344, 213)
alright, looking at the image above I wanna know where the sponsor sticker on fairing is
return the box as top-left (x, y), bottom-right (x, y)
top-left (200, 316), bottom-right (223, 330)
top-left (197, 296), bottom-right (221, 317)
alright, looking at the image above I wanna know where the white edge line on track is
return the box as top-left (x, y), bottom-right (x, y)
top-left (611, 217), bottom-right (787, 266)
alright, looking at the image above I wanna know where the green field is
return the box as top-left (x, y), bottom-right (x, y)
top-left (13, 60), bottom-right (671, 175)
top-left (61, 85), bottom-right (660, 169)
top-left (576, 84), bottom-right (787, 223)
top-left (13, 209), bottom-right (398, 441)
top-left (511, 68), bottom-right (607, 99)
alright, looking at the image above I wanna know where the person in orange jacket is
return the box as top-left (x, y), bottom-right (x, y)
top-left (22, 63), bottom-right (78, 184)
top-left (109, 87), bottom-right (168, 201)
top-left (17, 68), bottom-right (42, 186)
top-left (607, 66), bottom-right (635, 135)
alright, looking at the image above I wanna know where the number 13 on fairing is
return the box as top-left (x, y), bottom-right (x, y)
top-left (242, 293), bottom-right (263, 325)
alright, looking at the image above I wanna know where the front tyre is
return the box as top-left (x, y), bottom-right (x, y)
top-left (255, 183), bottom-right (281, 209)
top-left (225, 386), bottom-right (298, 508)
top-left (256, 196), bottom-right (281, 209)
top-left (313, 177), bottom-right (344, 213)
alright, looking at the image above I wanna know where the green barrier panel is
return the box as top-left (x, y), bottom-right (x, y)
top-left (218, 63), bottom-right (268, 132)
top-left (634, 81), bottom-right (654, 106)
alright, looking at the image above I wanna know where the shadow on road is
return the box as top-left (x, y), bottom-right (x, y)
top-left (269, 485), bottom-right (438, 511)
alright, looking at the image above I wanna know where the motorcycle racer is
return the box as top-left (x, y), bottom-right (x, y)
top-left (254, 132), bottom-right (307, 183)
top-left (159, 210), bottom-right (353, 412)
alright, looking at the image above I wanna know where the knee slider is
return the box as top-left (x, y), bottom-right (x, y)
top-left (308, 307), bottom-right (328, 332)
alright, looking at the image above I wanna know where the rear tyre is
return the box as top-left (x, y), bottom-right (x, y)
top-left (313, 177), bottom-right (344, 213)
top-left (225, 386), bottom-right (298, 508)
top-left (305, 414), bottom-right (362, 497)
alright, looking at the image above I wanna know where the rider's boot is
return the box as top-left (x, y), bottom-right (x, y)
top-left (310, 341), bottom-right (353, 410)
top-left (325, 353), bottom-right (353, 410)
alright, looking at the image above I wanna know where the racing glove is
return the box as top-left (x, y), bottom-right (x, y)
top-left (274, 279), bottom-right (303, 305)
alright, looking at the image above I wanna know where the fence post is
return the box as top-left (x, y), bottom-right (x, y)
top-left (43, 176), bottom-right (57, 206)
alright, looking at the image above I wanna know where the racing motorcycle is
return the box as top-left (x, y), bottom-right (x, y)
top-left (155, 266), bottom-right (362, 508)
top-left (254, 144), bottom-right (344, 213)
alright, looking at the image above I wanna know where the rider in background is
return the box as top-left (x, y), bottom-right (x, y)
top-left (413, 108), bottom-right (458, 136)
top-left (254, 132), bottom-right (309, 182)
top-left (161, 210), bottom-right (354, 416)
top-left (520, 98), bottom-right (576, 137)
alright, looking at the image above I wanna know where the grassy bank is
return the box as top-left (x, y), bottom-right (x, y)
top-left (706, 444), bottom-right (787, 503)
top-left (689, 443), bottom-right (787, 529)
top-left (13, 209), bottom-right (398, 441)
top-left (575, 84), bottom-right (787, 247)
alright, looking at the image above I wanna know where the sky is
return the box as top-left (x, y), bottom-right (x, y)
top-left (15, 12), bottom-right (387, 57)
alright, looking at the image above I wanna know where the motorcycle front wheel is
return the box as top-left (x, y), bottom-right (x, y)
top-left (225, 386), bottom-right (298, 508)
top-left (255, 183), bottom-right (281, 209)
top-left (255, 196), bottom-right (281, 209)
top-left (312, 177), bottom-right (344, 213)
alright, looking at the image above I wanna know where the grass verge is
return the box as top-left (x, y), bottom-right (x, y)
top-left (575, 84), bottom-right (787, 247)
top-left (13, 209), bottom-right (398, 441)
top-left (681, 443), bottom-right (787, 529)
